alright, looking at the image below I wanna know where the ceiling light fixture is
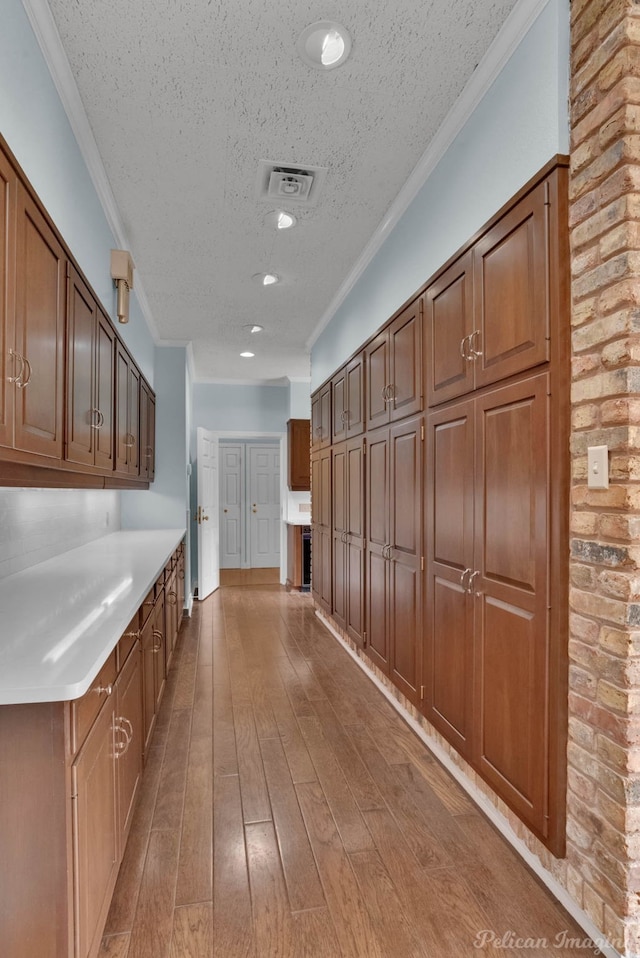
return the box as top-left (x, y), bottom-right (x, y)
top-left (252, 272), bottom-right (280, 286)
top-left (240, 351), bottom-right (255, 358)
top-left (264, 210), bottom-right (297, 230)
top-left (297, 21), bottom-right (352, 70)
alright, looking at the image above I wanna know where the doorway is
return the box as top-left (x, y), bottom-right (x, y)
top-left (220, 440), bottom-right (280, 569)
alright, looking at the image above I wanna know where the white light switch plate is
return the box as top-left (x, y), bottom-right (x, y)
top-left (587, 445), bottom-right (609, 489)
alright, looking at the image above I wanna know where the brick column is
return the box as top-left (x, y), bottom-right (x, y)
top-left (570, 1), bottom-right (640, 952)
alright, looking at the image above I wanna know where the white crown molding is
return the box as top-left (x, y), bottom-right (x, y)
top-left (306, 0), bottom-right (552, 350)
top-left (20, 0), bottom-right (160, 344)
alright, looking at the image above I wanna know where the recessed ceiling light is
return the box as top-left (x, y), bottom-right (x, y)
top-left (264, 210), bottom-right (297, 231)
top-left (252, 272), bottom-right (280, 286)
top-left (240, 351), bottom-right (255, 358)
top-left (243, 323), bottom-right (264, 333)
top-left (297, 21), bottom-right (352, 70)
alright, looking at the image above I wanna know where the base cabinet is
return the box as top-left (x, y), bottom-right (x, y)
top-left (0, 538), bottom-right (186, 958)
top-left (72, 693), bottom-right (119, 958)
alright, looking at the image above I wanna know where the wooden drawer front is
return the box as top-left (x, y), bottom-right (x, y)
top-left (117, 612), bottom-right (141, 670)
top-left (71, 650), bottom-right (117, 754)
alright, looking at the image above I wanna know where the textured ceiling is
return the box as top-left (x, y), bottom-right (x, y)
top-left (46, 0), bottom-right (518, 383)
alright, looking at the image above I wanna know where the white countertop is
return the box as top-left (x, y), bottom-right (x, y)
top-left (0, 529), bottom-right (185, 706)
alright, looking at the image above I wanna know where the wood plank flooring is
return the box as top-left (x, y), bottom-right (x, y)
top-left (100, 582), bottom-right (595, 958)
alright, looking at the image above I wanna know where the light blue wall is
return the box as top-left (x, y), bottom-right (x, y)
top-left (289, 381), bottom-right (311, 419)
top-left (191, 383), bottom-right (289, 456)
top-left (0, 0), bottom-right (155, 383)
top-left (311, 0), bottom-right (571, 387)
top-left (121, 347), bottom-right (189, 531)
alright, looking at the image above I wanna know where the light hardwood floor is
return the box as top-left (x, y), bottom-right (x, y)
top-left (99, 582), bottom-right (595, 958)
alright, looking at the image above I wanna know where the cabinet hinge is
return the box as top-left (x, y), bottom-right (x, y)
top-left (421, 556), bottom-right (424, 571)
top-left (420, 685), bottom-right (425, 701)
top-left (421, 423), bottom-right (425, 441)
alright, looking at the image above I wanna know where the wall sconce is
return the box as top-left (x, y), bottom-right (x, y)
top-left (110, 249), bottom-right (135, 324)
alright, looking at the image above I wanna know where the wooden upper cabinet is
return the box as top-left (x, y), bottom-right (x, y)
top-left (13, 182), bottom-right (66, 459)
top-left (331, 351), bottom-right (365, 442)
top-left (426, 250), bottom-right (474, 406)
top-left (287, 418), bottom-right (310, 490)
top-left (311, 381), bottom-right (331, 450)
top-left (0, 148), bottom-right (16, 451)
top-left (331, 367), bottom-right (347, 443)
top-left (473, 180), bottom-right (549, 389)
top-left (427, 178), bottom-right (551, 407)
top-left (115, 342), bottom-right (141, 476)
top-left (365, 297), bottom-right (423, 429)
top-left (66, 265), bottom-right (115, 471)
top-left (139, 378), bottom-right (156, 482)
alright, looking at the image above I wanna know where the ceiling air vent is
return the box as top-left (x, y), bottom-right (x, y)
top-left (255, 160), bottom-right (328, 207)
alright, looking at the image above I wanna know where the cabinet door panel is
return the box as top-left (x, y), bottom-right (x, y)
top-left (116, 644), bottom-right (143, 849)
top-left (345, 352), bottom-right (364, 438)
top-left (366, 549), bottom-right (388, 671)
top-left (389, 417), bottom-right (422, 703)
top-left (474, 374), bottom-right (549, 834)
top-left (332, 443), bottom-right (347, 629)
top-left (115, 345), bottom-right (130, 474)
top-left (426, 251), bottom-right (473, 406)
top-left (128, 362), bottom-right (140, 476)
top-left (346, 437), bottom-right (365, 646)
top-left (474, 183), bottom-right (548, 388)
top-left (331, 367), bottom-right (346, 443)
top-left (66, 266), bottom-right (96, 466)
top-left (95, 312), bottom-right (115, 470)
top-left (0, 148), bottom-right (16, 449)
top-left (72, 699), bottom-right (118, 958)
top-left (366, 428), bottom-right (389, 671)
top-left (430, 575), bottom-right (472, 750)
top-left (311, 390), bottom-right (322, 451)
top-left (319, 448), bottom-right (332, 529)
top-left (425, 402), bottom-right (474, 755)
top-left (365, 332), bottom-right (389, 430)
top-left (389, 298), bottom-right (422, 421)
top-left (14, 184), bottom-right (65, 458)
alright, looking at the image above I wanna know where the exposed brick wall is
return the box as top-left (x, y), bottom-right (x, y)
top-left (570, 0), bottom-right (640, 953)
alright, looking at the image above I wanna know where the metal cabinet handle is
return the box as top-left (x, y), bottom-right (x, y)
top-left (90, 408), bottom-right (101, 429)
top-left (124, 432), bottom-right (135, 448)
top-left (459, 335), bottom-right (473, 362)
top-left (167, 590), bottom-right (177, 605)
top-left (7, 348), bottom-right (24, 385)
top-left (119, 716), bottom-right (133, 741)
top-left (468, 570), bottom-right (481, 595)
top-left (94, 683), bottom-right (113, 696)
top-left (16, 356), bottom-right (32, 388)
top-left (123, 629), bottom-right (141, 640)
top-left (469, 329), bottom-right (483, 358)
top-left (152, 629), bottom-right (163, 653)
top-left (460, 568), bottom-right (472, 592)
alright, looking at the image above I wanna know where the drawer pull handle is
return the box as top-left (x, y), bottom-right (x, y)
top-left (123, 629), bottom-right (141, 640)
top-left (94, 683), bottom-right (113, 696)
top-left (152, 629), bottom-right (163, 653)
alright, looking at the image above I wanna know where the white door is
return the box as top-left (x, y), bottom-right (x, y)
top-left (249, 445), bottom-right (280, 568)
top-left (197, 427), bottom-right (219, 600)
top-left (220, 443), bottom-right (243, 568)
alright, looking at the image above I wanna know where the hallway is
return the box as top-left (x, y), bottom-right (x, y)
top-left (98, 583), bottom-right (595, 958)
